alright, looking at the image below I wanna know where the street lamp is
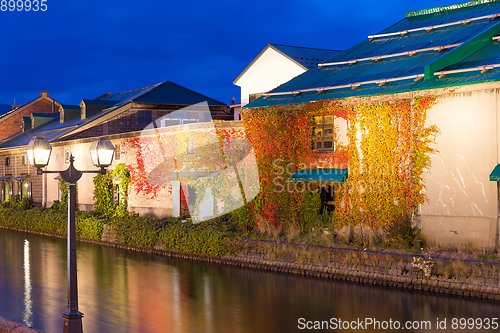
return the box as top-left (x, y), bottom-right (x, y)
top-left (26, 136), bottom-right (115, 333)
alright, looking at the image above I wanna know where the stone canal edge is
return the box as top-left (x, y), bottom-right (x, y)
top-left (2, 225), bottom-right (500, 303)
top-left (0, 316), bottom-right (43, 333)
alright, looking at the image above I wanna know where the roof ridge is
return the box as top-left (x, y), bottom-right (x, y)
top-left (137, 81), bottom-right (226, 106)
top-left (0, 96), bottom-right (44, 121)
top-left (106, 82), bottom-right (163, 98)
top-left (406, 0), bottom-right (500, 17)
top-left (270, 43), bottom-right (340, 52)
top-left (31, 112), bottom-right (59, 117)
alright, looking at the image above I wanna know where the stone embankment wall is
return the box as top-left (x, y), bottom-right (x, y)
top-left (152, 240), bottom-right (500, 301)
top-left (218, 241), bottom-right (500, 300)
top-left (3, 224), bottom-right (500, 301)
top-left (0, 316), bottom-right (43, 333)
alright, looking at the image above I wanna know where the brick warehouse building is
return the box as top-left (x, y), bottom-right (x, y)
top-left (0, 91), bottom-right (60, 142)
top-left (0, 81), bottom-right (232, 217)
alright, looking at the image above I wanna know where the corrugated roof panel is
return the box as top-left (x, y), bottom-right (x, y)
top-left (247, 65), bottom-right (500, 110)
top-left (377, 0), bottom-right (500, 35)
top-left (99, 84), bottom-right (160, 102)
top-left (270, 62), bottom-right (371, 93)
top-left (270, 44), bottom-right (341, 68)
top-left (0, 115), bottom-right (88, 149)
top-left (328, 20), bottom-right (491, 65)
top-left (245, 78), bottom-right (420, 109)
top-left (443, 39), bottom-right (500, 70)
top-left (135, 81), bottom-right (226, 106)
top-left (244, 1), bottom-right (500, 110)
top-left (272, 50), bottom-right (437, 94)
top-left (416, 65), bottom-right (500, 88)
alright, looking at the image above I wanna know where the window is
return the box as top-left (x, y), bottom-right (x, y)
top-left (112, 184), bottom-right (120, 205)
top-left (115, 144), bottom-right (120, 160)
top-left (160, 118), bottom-right (181, 127)
top-left (19, 181), bottom-right (31, 198)
top-left (312, 115), bottom-right (334, 152)
top-left (184, 112), bottom-right (200, 124)
top-left (3, 181), bottom-right (13, 201)
top-left (187, 137), bottom-right (196, 155)
top-left (4, 157), bottom-right (9, 166)
top-left (137, 110), bottom-right (152, 123)
top-left (21, 156), bottom-right (26, 165)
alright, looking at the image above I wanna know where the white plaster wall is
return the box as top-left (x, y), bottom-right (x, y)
top-left (420, 89), bottom-right (499, 249)
top-left (46, 143), bottom-right (99, 208)
top-left (336, 117), bottom-right (348, 147)
top-left (235, 48), bottom-right (306, 106)
top-left (46, 140), bottom-right (129, 210)
top-left (45, 146), bottom-right (64, 206)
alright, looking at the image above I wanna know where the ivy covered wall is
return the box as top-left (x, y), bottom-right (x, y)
top-left (120, 122), bottom-right (259, 219)
top-left (242, 97), bottom-right (438, 231)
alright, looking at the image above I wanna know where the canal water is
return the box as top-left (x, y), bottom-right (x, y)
top-left (0, 228), bottom-right (499, 333)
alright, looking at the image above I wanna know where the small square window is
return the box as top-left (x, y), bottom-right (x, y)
top-left (137, 110), bottom-right (153, 123)
top-left (324, 128), bottom-right (334, 137)
top-left (312, 115), bottom-right (335, 152)
top-left (115, 144), bottom-right (120, 160)
top-left (314, 116), bottom-right (323, 125)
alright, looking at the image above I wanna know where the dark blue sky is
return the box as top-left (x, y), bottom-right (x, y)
top-left (0, 0), bottom-right (461, 107)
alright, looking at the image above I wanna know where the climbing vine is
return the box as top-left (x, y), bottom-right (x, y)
top-left (242, 100), bottom-right (351, 230)
top-left (242, 97), bottom-right (438, 231)
top-left (120, 125), bottom-right (255, 220)
top-left (341, 98), bottom-right (439, 228)
top-left (112, 163), bottom-right (131, 217)
top-left (93, 163), bottom-right (131, 218)
top-left (58, 179), bottom-right (69, 212)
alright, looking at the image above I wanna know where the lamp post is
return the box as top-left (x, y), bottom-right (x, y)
top-left (26, 137), bottom-right (115, 333)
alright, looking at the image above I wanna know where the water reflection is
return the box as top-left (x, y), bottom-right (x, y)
top-left (0, 228), bottom-right (499, 332)
top-left (23, 239), bottom-right (32, 327)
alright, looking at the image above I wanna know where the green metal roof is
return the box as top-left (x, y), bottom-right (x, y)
top-left (245, 0), bottom-right (500, 109)
top-left (97, 81), bottom-right (226, 106)
top-left (406, 0), bottom-right (497, 17)
top-left (291, 168), bottom-right (348, 183)
top-left (270, 44), bottom-right (341, 69)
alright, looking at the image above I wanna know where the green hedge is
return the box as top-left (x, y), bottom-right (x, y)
top-left (0, 207), bottom-right (241, 257)
top-left (160, 222), bottom-right (236, 256)
top-left (0, 207), bottom-right (67, 234)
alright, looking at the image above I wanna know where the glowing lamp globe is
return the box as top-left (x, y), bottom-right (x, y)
top-left (89, 138), bottom-right (115, 168)
top-left (26, 137), bottom-right (52, 168)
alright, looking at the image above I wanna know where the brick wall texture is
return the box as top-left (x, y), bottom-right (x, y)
top-left (0, 99), bottom-right (56, 141)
